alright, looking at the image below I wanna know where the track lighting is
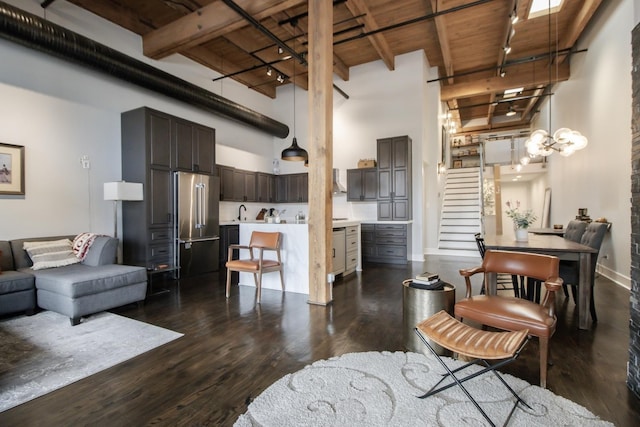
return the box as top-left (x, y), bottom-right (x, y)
top-left (276, 74), bottom-right (284, 83)
top-left (278, 46), bottom-right (284, 54)
top-left (506, 105), bottom-right (516, 116)
top-left (503, 45), bottom-right (512, 55)
top-left (510, 13), bottom-right (519, 25)
top-left (500, 69), bottom-right (506, 78)
top-left (266, 67), bottom-right (272, 76)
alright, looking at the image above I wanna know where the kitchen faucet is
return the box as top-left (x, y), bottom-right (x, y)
top-left (238, 204), bottom-right (247, 221)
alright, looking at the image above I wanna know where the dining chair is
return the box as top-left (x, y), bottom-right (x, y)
top-left (560, 220), bottom-right (588, 297)
top-left (225, 231), bottom-right (284, 303)
top-left (474, 233), bottom-right (523, 298)
top-left (456, 249), bottom-right (563, 388)
top-left (559, 221), bottom-right (608, 322)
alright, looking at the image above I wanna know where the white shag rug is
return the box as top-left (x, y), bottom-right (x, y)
top-left (0, 310), bottom-right (183, 412)
top-left (235, 351), bottom-right (614, 427)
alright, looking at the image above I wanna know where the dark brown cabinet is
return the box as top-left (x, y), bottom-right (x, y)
top-left (173, 118), bottom-right (215, 173)
top-left (347, 168), bottom-right (377, 201)
top-left (233, 169), bottom-right (257, 202)
top-left (121, 107), bottom-right (216, 273)
top-left (218, 166), bottom-right (256, 202)
top-left (287, 173), bottom-right (308, 203)
top-left (377, 136), bottom-right (412, 220)
top-left (361, 223), bottom-right (411, 264)
top-left (274, 173), bottom-right (308, 203)
top-left (257, 172), bottom-right (275, 203)
top-left (219, 224), bottom-right (239, 284)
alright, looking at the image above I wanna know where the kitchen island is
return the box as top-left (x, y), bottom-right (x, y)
top-left (235, 220), bottom-right (361, 295)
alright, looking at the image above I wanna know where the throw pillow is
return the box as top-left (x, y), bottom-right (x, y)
top-left (72, 232), bottom-right (98, 261)
top-left (23, 239), bottom-right (81, 270)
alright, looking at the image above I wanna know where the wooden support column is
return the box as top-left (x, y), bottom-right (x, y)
top-left (494, 164), bottom-right (503, 235)
top-left (307, 0), bottom-right (333, 305)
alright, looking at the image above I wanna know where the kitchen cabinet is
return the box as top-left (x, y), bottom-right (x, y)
top-left (344, 225), bottom-right (359, 275)
top-left (219, 224), bottom-right (239, 285)
top-left (286, 173), bottom-right (308, 203)
top-left (257, 172), bottom-right (275, 203)
top-left (275, 173), bottom-right (308, 203)
top-left (121, 107), bottom-right (178, 272)
top-left (232, 169), bottom-right (257, 202)
top-left (347, 168), bottom-right (377, 201)
top-left (377, 136), bottom-right (412, 220)
top-left (173, 118), bottom-right (215, 174)
top-left (218, 166), bottom-right (256, 202)
top-left (361, 223), bottom-right (411, 264)
top-left (332, 228), bottom-right (346, 276)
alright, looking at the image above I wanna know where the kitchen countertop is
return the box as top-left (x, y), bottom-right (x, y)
top-left (220, 219), bottom-right (413, 226)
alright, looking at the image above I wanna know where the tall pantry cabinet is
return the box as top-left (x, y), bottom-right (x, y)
top-left (377, 135), bottom-right (412, 220)
top-left (120, 107), bottom-right (215, 274)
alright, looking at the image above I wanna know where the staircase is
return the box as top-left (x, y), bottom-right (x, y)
top-left (438, 167), bottom-right (482, 253)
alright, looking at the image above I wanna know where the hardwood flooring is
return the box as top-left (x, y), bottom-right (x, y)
top-left (1, 255), bottom-right (639, 426)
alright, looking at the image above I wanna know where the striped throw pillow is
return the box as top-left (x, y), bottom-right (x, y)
top-left (23, 239), bottom-right (81, 270)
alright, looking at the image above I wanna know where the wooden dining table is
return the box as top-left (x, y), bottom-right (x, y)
top-left (483, 233), bottom-right (598, 330)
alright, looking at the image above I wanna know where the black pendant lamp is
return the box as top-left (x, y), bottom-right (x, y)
top-left (281, 29), bottom-right (308, 162)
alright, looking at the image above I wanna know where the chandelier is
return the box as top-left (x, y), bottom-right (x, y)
top-left (523, 1), bottom-right (588, 161)
top-left (525, 127), bottom-right (588, 158)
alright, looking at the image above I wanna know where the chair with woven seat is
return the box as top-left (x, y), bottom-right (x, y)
top-left (225, 231), bottom-right (284, 303)
top-left (415, 310), bottom-right (532, 427)
top-left (456, 249), bottom-right (563, 388)
top-left (559, 221), bottom-right (608, 322)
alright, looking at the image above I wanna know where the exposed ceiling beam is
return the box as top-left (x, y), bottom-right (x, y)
top-left (345, 0), bottom-right (395, 70)
top-left (144, 0), bottom-right (306, 60)
top-left (429, 0), bottom-right (454, 84)
top-left (441, 61), bottom-right (569, 101)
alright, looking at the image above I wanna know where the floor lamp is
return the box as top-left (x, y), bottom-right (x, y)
top-left (104, 181), bottom-right (143, 263)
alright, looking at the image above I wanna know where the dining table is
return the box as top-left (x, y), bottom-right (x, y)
top-left (483, 233), bottom-right (598, 330)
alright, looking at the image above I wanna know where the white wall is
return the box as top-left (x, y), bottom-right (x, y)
top-left (0, 0), bottom-right (276, 239)
top-left (532, 0), bottom-right (633, 287)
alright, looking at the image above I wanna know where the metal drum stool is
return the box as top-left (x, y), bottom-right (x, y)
top-left (414, 310), bottom-right (531, 427)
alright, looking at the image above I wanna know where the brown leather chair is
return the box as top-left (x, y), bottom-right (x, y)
top-left (225, 231), bottom-right (284, 303)
top-left (456, 249), bottom-right (563, 388)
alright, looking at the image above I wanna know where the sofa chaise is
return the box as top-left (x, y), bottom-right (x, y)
top-left (0, 235), bottom-right (147, 325)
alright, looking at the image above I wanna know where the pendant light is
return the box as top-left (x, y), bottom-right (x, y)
top-left (281, 24), bottom-right (308, 162)
top-left (524, 1), bottom-right (587, 160)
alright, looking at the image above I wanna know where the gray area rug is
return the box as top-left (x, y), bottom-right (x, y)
top-left (236, 351), bottom-right (614, 427)
top-left (0, 310), bottom-right (183, 412)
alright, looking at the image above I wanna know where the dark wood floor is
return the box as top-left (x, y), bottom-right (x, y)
top-left (1, 255), bottom-right (639, 426)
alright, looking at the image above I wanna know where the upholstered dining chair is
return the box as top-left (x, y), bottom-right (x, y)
top-left (225, 231), bottom-right (284, 303)
top-left (560, 220), bottom-right (588, 298)
top-left (456, 249), bottom-right (563, 388)
top-left (559, 221), bottom-right (608, 322)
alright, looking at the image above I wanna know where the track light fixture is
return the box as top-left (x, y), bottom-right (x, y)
top-left (266, 67), bottom-right (272, 76)
top-left (276, 74), bottom-right (285, 83)
top-left (278, 46), bottom-right (284, 54)
top-left (506, 105), bottom-right (516, 116)
top-left (503, 45), bottom-right (512, 55)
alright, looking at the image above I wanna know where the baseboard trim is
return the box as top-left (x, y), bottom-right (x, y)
top-left (597, 263), bottom-right (630, 289)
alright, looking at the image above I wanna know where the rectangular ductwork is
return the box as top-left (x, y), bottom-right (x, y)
top-left (333, 169), bottom-right (346, 194)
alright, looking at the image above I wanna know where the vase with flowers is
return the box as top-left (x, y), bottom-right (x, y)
top-left (505, 200), bottom-right (537, 242)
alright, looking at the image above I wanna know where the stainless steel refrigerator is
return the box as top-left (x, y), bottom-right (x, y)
top-left (175, 171), bottom-right (220, 278)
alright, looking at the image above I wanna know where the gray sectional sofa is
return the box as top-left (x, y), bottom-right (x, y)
top-left (0, 235), bottom-right (147, 325)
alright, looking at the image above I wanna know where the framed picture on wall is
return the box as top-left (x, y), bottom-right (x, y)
top-left (453, 159), bottom-right (463, 169)
top-left (0, 143), bottom-right (25, 195)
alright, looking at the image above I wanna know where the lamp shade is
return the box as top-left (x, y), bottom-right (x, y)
top-left (281, 137), bottom-right (308, 161)
top-left (104, 181), bottom-right (143, 201)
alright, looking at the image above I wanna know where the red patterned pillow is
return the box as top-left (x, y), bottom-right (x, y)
top-left (72, 232), bottom-right (98, 261)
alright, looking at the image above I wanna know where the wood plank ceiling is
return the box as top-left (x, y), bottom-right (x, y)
top-left (62, 0), bottom-right (603, 135)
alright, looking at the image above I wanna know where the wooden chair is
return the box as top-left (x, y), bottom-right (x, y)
top-left (456, 249), bottom-right (563, 388)
top-left (474, 233), bottom-right (523, 298)
top-left (225, 231), bottom-right (284, 303)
